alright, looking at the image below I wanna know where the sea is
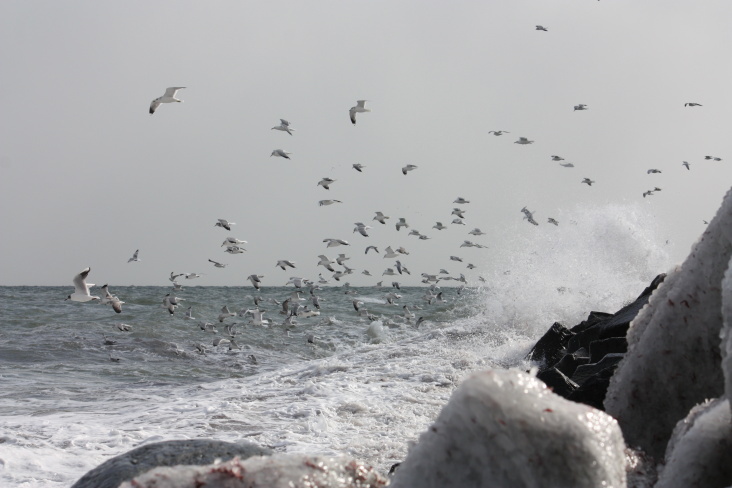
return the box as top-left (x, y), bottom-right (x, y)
top-left (0, 204), bottom-right (673, 487)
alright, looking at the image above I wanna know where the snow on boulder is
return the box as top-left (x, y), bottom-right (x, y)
top-left (389, 369), bottom-right (626, 488)
top-left (118, 453), bottom-right (388, 488)
top-left (655, 398), bottom-right (732, 488)
top-left (605, 188), bottom-right (732, 459)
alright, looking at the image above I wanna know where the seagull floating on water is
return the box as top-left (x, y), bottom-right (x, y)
top-left (349, 100), bottom-right (370, 124)
top-left (66, 267), bottom-right (99, 302)
top-left (149, 87), bottom-right (185, 115)
top-left (271, 149), bottom-right (291, 159)
top-left (127, 250), bottom-right (140, 263)
top-left (271, 119), bottom-right (294, 135)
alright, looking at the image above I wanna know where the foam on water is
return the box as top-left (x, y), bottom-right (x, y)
top-left (0, 203), bottom-right (673, 487)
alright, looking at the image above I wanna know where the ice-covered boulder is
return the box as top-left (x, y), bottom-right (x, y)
top-left (117, 453), bottom-right (388, 488)
top-left (71, 439), bottom-right (271, 488)
top-left (605, 189), bottom-right (732, 459)
top-left (389, 369), bottom-right (627, 488)
top-left (655, 398), bottom-right (732, 488)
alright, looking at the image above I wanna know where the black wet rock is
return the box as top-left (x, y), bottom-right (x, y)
top-left (71, 439), bottom-right (272, 488)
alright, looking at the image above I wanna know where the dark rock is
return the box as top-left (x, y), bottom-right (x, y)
top-left (554, 350), bottom-right (591, 378)
top-left (571, 353), bottom-right (625, 387)
top-left (568, 368), bottom-right (614, 410)
top-left (589, 337), bottom-right (628, 363)
top-left (71, 439), bottom-right (272, 488)
top-left (537, 367), bottom-right (579, 398)
top-left (569, 311), bottom-right (614, 334)
top-left (526, 322), bottom-right (575, 370)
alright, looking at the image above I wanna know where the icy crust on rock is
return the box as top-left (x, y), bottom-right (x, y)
top-left (722, 254), bottom-right (732, 402)
top-left (605, 188), bottom-right (732, 459)
top-left (118, 453), bottom-right (388, 488)
top-left (655, 398), bottom-right (732, 488)
top-left (389, 369), bottom-right (626, 488)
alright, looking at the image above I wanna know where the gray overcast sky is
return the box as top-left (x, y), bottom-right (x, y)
top-left (1, 1), bottom-right (731, 287)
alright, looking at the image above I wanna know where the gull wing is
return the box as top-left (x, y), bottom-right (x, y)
top-left (73, 267), bottom-right (92, 294)
top-left (164, 87), bottom-right (185, 97)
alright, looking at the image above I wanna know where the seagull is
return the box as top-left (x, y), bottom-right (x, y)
top-left (116, 323), bottom-right (132, 332)
top-left (705, 156), bottom-right (722, 161)
top-left (383, 268), bottom-right (397, 276)
top-left (468, 228), bottom-right (485, 236)
top-left (582, 178), bottom-right (595, 186)
top-left (488, 130), bottom-right (509, 136)
top-left (353, 222), bottom-right (371, 237)
top-left (551, 155), bottom-right (564, 161)
top-left (225, 246), bottom-right (245, 254)
top-left (215, 219), bottom-right (236, 231)
top-left (149, 87), bottom-right (185, 115)
top-left (548, 218), bottom-right (559, 226)
top-left (247, 274), bottom-right (264, 290)
top-left (208, 259), bottom-right (227, 268)
top-left (402, 164), bottom-right (418, 175)
top-left (185, 307), bottom-right (195, 320)
top-left (271, 119), bottom-right (294, 135)
top-left (162, 294), bottom-right (183, 315)
top-left (559, 162), bottom-right (575, 168)
top-left (536, 25), bottom-right (548, 31)
top-left (408, 229), bottom-right (422, 237)
top-left (324, 238), bottom-right (349, 248)
top-left (336, 253), bottom-right (350, 265)
top-left (643, 190), bottom-right (654, 198)
top-left (100, 284), bottom-right (123, 313)
top-left (647, 169), bottom-right (662, 174)
top-left (349, 100), bottom-right (370, 124)
top-left (317, 255), bottom-right (336, 272)
top-left (276, 260), bottom-right (296, 270)
top-left (514, 137), bottom-right (534, 145)
top-left (365, 245), bottom-right (379, 255)
top-left (127, 250), bottom-right (140, 263)
top-left (286, 276), bottom-right (307, 288)
top-left (682, 161), bottom-right (691, 170)
top-left (362, 270), bottom-right (372, 276)
top-left (685, 102), bottom-right (702, 107)
top-left (352, 163), bottom-right (365, 172)
top-left (396, 218), bottom-right (409, 231)
top-left (319, 199), bottom-right (342, 206)
top-left (452, 218), bottom-right (466, 225)
top-left (452, 208), bottom-right (466, 219)
top-left (184, 273), bottom-right (202, 279)
top-left (453, 197), bottom-right (470, 204)
top-left (383, 246), bottom-right (399, 258)
top-left (521, 207), bottom-right (539, 226)
top-left (216, 306), bottom-right (235, 323)
top-left (373, 212), bottom-right (390, 224)
top-left (318, 177), bottom-right (336, 190)
top-left (221, 237), bottom-right (247, 247)
top-left (573, 104), bottom-right (588, 111)
top-left (66, 267), bottom-right (100, 302)
top-left (271, 149), bottom-right (291, 159)
top-left (450, 256), bottom-right (463, 262)
top-left (433, 222), bottom-right (447, 230)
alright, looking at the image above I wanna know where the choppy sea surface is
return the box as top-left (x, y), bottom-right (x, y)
top-left (0, 203), bottom-right (673, 487)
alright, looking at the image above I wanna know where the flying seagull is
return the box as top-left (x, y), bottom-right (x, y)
top-left (396, 217), bottom-right (409, 231)
top-left (647, 169), bottom-right (662, 174)
top-left (536, 25), bottom-right (548, 31)
top-left (514, 137), bottom-right (534, 145)
top-left (271, 149), bottom-right (291, 159)
top-left (349, 100), bottom-right (370, 124)
top-left (317, 177), bottom-right (336, 190)
top-left (559, 162), bottom-right (575, 168)
top-left (685, 103), bottom-right (702, 107)
top-left (573, 104), bottom-right (588, 111)
top-left (323, 238), bottom-right (349, 247)
top-left (319, 199), bottom-right (342, 206)
top-left (551, 155), bottom-right (564, 161)
top-left (276, 260), bottom-right (296, 270)
top-left (208, 259), bottom-right (227, 268)
top-left (548, 218), bottom-right (559, 226)
top-left (149, 87), bottom-right (185, 115)
top-left (127, 249), bottom-right (140, 263)
top-left (682, 161), bottom-right (690, 170)
top-left (373, 211), bottom-right (390, 224)
top-left (271, 119), bottom-right (294, 135)
top-left (705, 156), bottom-right (722, 161)
top-left (215, 219), bottom-right (236, 231)
top-left (582, 178), bottom-right (595, 186)
top-left (402, 164), bottom-right (418, 175)
top-left (66, 267), bottom-right (99, 302)
top-left (488, 130), bottom-right (509, 136)
top-left (352, 163), bottom-right (365, 172)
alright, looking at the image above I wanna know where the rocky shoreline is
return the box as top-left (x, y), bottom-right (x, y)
top-left (72, 191), bottom-right (732, 487)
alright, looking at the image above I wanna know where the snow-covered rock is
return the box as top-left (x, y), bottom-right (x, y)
top-left (605, 188), bottom-right (732, 459)
top-left (389, 369), bottom-right (627, 488)
top-left (655, 398), bottom-right (732, 488)
top-left (118, 453), bottom-right (387, 488)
